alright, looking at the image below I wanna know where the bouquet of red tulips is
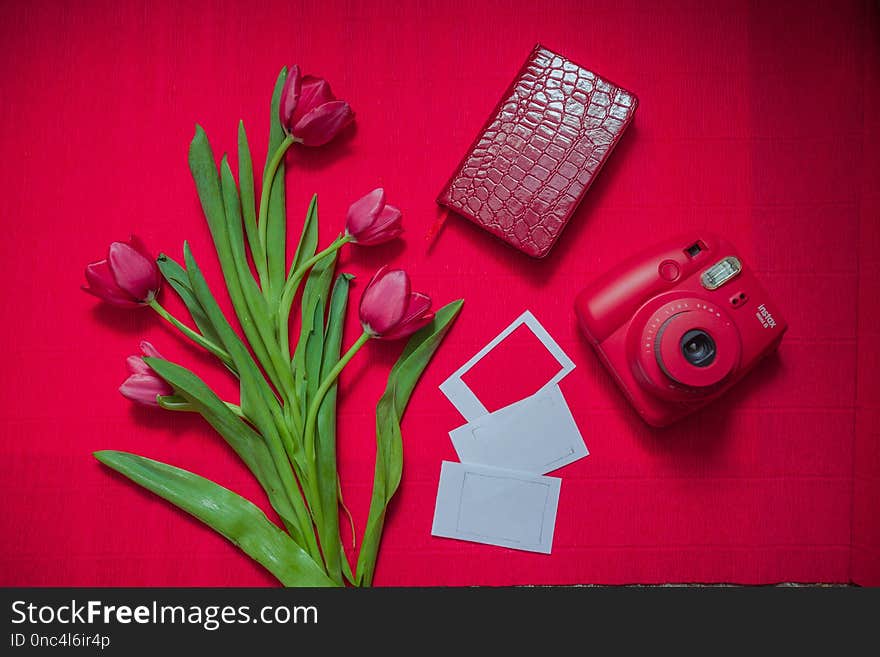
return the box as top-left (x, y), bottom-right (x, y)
top-left (83, 66), bottom-right (463, 586)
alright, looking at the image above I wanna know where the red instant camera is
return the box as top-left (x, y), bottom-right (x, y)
top-left (575, 234), bottom-right (787, 427)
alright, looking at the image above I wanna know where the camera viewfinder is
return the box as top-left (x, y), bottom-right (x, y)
top-left (685, 242), bottom-right (703, 258)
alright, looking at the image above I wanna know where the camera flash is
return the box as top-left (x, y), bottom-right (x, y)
top-left (701, 256), bottom-right (742, 290)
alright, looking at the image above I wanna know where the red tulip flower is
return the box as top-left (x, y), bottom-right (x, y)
top-left (279, 68), bottom-right (354, 147)
top-left (345, 188), bottom-right (403, 246)
top-left (83, 236), bottom-right (161, 308)
top-left (119, 341), bottom-right (173, 407)
top-left (359, 266), bottom-right (434, 340)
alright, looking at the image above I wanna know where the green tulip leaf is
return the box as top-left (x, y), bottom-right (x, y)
top-left (313, 272), bottom-right (353, 583)
top-left (264, 68), bottom-right (288, 304)
top-left (277, 194), bottom-right (320, 360)
top-left (289, 194), bottom-right (319, 283)
top-left (143, 356), bottom-right (307, 548)
top-left (155, 253), bottom-right (223, 351)
top-left (292, 246), bottom-right (337, 417)
top-left (237, 121), bottom-right (263, 275)
top-left (188, 125), bottom-right (228, 245)
top-left (94, 451), bottom-right (336, 587)
top-left (219, 157), bottom-right (296, 404)
top-left (286, 251), bottom-right (339, 580)
top-left (355, 299), bottom-right (464, 586)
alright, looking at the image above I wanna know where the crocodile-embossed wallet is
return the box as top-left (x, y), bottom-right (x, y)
top-left (437, 44), bottom-right (638, 258)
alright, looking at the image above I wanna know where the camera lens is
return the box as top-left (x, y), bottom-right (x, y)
top-left (680, 330), bottom-right (716, 368)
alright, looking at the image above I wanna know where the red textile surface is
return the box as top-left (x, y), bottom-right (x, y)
top-left (1, 0), bottom-right (877, 586)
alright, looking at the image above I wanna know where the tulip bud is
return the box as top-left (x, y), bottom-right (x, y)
top-left (359, 266), bottom-right (434, 340)
top-left (83, 236), bottom-right (161, 308)
top-left (345, 188), bottom-right (403, 246)
top-left (278, 71), bottom-right (354, 146)
top-left (119, 341), bottom-right (173, 407)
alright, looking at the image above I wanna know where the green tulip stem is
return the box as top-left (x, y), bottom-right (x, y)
top-left (148, 299), bottom-right (233, 366)
top-left (257, 133), bottom-right (296, 273)
top-left (277, 234), bottom-right (353, 361)
top-left (303, 331), bottom-right (371, 463)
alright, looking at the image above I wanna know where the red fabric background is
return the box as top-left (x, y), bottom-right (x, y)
top-left (1, 0), bottom-right (877, 586)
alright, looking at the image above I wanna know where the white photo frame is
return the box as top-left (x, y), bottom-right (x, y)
top-left (438, 310), bottom-right (576, 423)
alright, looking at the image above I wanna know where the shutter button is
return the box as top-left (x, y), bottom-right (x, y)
top-left (659, 260), bottom-right (680, 282)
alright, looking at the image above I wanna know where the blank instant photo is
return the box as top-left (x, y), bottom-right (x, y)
top-left (431, 461), bottom-right (561, 554)
top-left (448, 385), bottom-right (588, 474)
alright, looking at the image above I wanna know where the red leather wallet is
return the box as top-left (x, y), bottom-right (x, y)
top-left (437, 44), bottom-right (638, 258)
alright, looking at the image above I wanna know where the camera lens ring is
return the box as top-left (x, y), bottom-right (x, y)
top-left (653, 312), bottom-right (684, 382)
top-left (680, 329), bottom-right (716, 368)
top-left (633, 298), bottom-right (741, 393)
